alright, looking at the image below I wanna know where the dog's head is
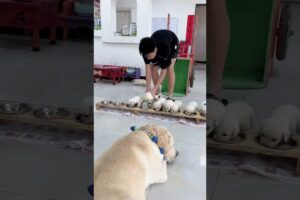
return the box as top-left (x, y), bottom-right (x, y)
top-left (259, 118), bottom-right (290, 148)
top-left (214, 114), bottom-right (240, 141)
top-left (164, 100), bottom-right (174, 111)
top-left (207, 99), bottom-right (226, 135)
top-left (143, 125), bottom-right (178, 164)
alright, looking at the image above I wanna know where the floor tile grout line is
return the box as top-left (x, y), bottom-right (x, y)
top-left (146, 186), bottom-right (152, 200)
top-left (209, 171), bottom-right (221, 200)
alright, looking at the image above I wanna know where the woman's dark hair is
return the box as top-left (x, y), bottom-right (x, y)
top-left (139, 37), bottom-right (156, 55)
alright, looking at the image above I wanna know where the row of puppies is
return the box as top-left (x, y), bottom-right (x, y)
top-left (207, 99), bottom-right (300, 148)
top-left (128, 92), bottom-right (206, 115)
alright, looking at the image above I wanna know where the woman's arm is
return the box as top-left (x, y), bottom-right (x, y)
top-left (153, 68), bottom-right (167, 92)
top-left (145, 64), bottom-right (152, 92)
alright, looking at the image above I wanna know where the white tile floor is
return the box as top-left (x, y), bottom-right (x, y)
top-left (94, 69), bottom-right (206, 200)
top-left (207, 168), bottom-right (300, 200)
top-left (0, 139), bottom-right (93, 200)
top-left (0, 34), bottom-right (93, 109)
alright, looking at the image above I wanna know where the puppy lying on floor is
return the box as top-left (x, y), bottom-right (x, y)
top-left (94, 125), bottom-right (179, 200)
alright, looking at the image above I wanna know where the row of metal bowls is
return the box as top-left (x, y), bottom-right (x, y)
top-left (208, 132), bottom-right (297, 150)
top-left (0, 101), bottom-right (92, 124)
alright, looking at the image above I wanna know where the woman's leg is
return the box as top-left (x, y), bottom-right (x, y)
top-left (207, 0), bottom-right (230, 98)
top-left (167, 58), bottom-right (176, 98)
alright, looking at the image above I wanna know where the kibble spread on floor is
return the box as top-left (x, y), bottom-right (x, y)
top-left (94, 68), bottom-right (206, 199)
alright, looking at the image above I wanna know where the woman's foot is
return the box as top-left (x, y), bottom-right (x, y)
top-left (167, 97), bottom-right (175, 101)
top-left (207, 93), bottom-right (228, 105)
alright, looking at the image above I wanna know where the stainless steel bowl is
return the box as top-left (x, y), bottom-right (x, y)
top-left (120, 102), bottom-right (126, 107)
top-left (256, 135), bottom-right (297, 150)
top-left (75, 113), bottom-right (93, 125)
top-left (34, 107), bottom-right (70, 119)
top-left (140, 101), bottom-right (151, 110)
top-left (209, 132), bottom-right (246, 144)
top-left (0, 101), bottom-right (32, 114)
top-left (113, 102), bottom-right (121, 106)
top-left (100, 100), bottom-right (109, 105)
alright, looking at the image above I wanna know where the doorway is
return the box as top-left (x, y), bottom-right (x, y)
top-left (193, 4), bottom-right (206, 63)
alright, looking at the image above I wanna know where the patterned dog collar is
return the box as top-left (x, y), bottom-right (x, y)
top-left (130, 126), bottom-right (165, 155)
top-left (139, 127), bottom-right (159, 143)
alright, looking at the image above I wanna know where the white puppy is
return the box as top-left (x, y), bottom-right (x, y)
top-left (132, 79), bottom-right (146, 86)
top-left (152, 97), bottom-right (166, 111)
top-left (163, 100), bottom-right (174, 112)
top-left (260, 105), bottom-right (300, 148)
top-left (154, 95), bottom-right (161, 101)
top-left (142, 92), bottom-right (153, 102)
top-left (199, 101), bottom-right (206, 115)
top-left (170, 100), bottom-right (183, 113)
top-left (207, 99), bottom-right (226, 136)
top-left (213, 101), bottom-right (253, 142)
top-left (128, 96), bottom-right (141, 107)
top-left (184, 101), bottom-right (199, 115)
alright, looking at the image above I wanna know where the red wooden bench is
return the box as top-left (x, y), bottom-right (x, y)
top-left (0, 0), bottom-right (58, 51)
top-left (94, 65), bottom-right (126, 85)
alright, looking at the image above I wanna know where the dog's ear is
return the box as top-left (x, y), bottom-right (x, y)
top-left (249, 116), bottom-right (254, 129)
top-left (283, 130), bottom-right (290, 143)
top-left (213, 120), bottom-right (218, 128)
top-left (282, 121), bottom-right (291, 143)
top-left (232, 125), bottom-right (240, 139)
top-left (168, 135), bottom-right (171, 142)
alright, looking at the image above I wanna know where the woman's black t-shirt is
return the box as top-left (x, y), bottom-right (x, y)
top-left (143, 30), bottom-right (179, 69)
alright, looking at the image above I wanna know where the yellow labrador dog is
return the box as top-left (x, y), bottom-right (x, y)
top-left (94, 124), bottom-right (178, 200)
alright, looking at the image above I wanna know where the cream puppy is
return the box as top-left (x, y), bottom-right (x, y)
top-left (213, 101), bottom-right (253, 142)
top-left (132, 79), bottom-right (147, 86)
top-left (163, 100), bottom-right (174, 112)
top-left (142, 92), bottom-right (154, 102)
top-left (170, 100), bottom-right (183, 113)
top-left (184, 101), bottom-right (199, 115)
top-left (260, 105), bottom-right (300, 148)
top-left (207, 99), bottom-right (226, 136)
top-left (94, 125), bottom-right (178, 200)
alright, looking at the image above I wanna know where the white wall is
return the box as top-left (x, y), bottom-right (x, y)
top-left (95, 0), bottom-right (206, 75)
top-left (94, 39), bottom-right (142, 67)
top-left (116, 0), bottom-right (136, 8)
top-left (152, 0), bottom-right (204, 40)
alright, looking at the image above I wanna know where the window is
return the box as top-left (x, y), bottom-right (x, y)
top-left (94, 0), bottom-right (101, 30)
top-left (97, 0), bottom-right (152, 43)
top-left (115, 0), bottom-right (137, 36)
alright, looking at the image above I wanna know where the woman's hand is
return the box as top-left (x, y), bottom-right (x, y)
top-left (150, 88), bottom-right (158, 97)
